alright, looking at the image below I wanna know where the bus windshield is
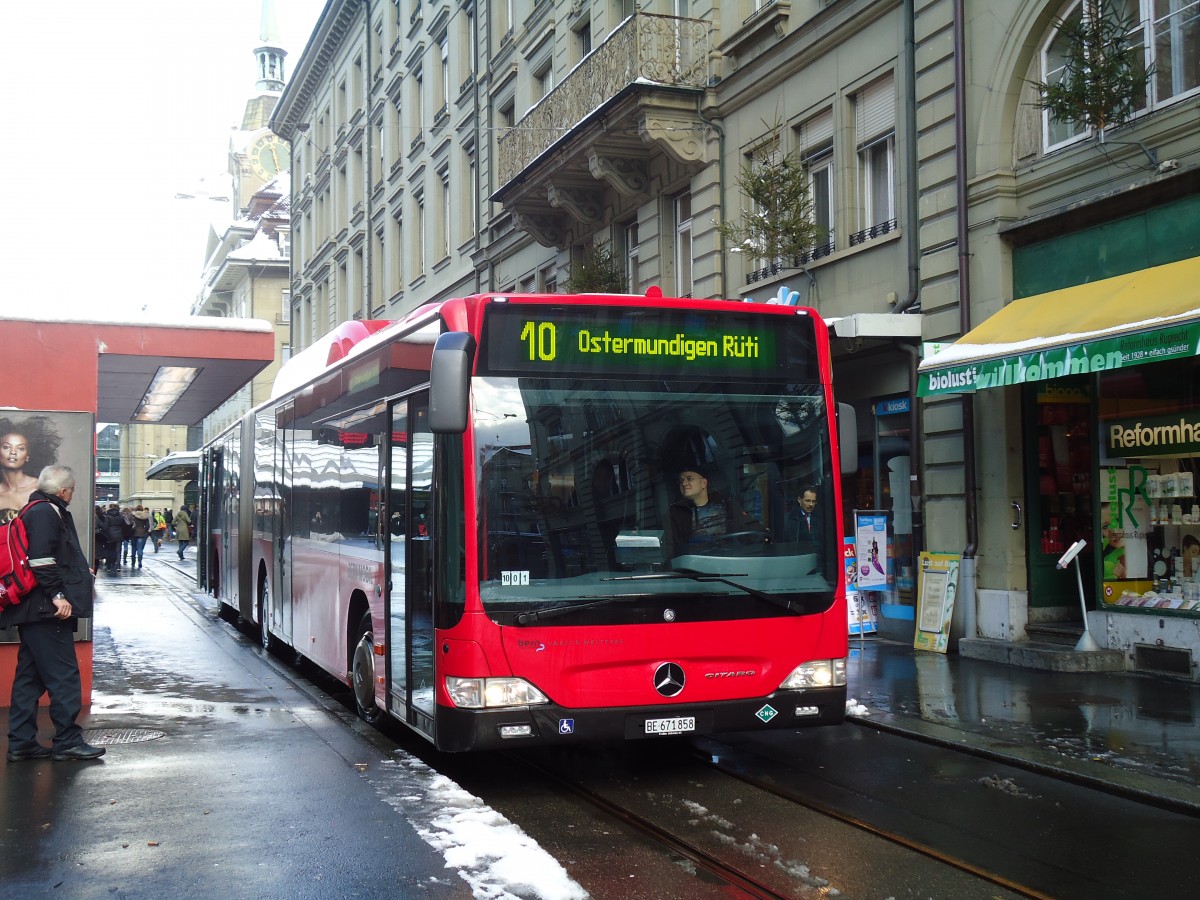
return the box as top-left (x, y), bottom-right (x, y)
top-left (473, 375), bottom-right (838, 625)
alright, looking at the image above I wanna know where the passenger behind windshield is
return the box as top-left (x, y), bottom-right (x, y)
top-left (668, 467), bottom-right (764, 556)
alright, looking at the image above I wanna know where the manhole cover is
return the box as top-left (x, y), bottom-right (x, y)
top-left (83, 728), bottom-right (167, 746)
top-left (95, 583), bottom-right (153, 594)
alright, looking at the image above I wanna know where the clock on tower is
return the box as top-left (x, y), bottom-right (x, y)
top-left (249, 132), bottom-right (290, 180)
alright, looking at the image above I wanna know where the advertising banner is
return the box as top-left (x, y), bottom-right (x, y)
top-left (914, 551), bottom-right (961, 653)
top-left (918, 322), bottom-right (1200, 398)
top-left (0, 410), bottom-right (95, 645)
top-left (854, 511), bottom-right (888, 590)
top-left (845, 538), bottom-right (878, 635)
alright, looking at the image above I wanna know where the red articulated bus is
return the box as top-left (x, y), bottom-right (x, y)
top-left (199, 290), bottom-right (855, 751)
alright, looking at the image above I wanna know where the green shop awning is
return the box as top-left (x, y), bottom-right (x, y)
top-left (918, 256), bottom-right (1200, 397)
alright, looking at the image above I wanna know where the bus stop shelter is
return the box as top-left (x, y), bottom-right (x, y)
top-left (0, 314), bottom-right (276, 705)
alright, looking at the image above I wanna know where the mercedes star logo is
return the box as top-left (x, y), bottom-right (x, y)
top-left (654, 662), bottom-right (686, 697)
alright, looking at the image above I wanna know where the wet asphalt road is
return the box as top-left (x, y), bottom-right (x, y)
top-left (9, 551), bottom-right (1200, 898)
top-left (0, 559), bottom-right (468, 899)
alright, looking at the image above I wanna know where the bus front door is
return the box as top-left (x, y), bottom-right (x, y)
top-left (386, 396), bottom-right (436, 740)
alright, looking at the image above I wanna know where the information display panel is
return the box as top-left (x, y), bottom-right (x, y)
top-left (480, 304), bottom-right (820, 381)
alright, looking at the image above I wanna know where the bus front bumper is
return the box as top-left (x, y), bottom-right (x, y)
top-left (436, 686), bottom-right (847, 752)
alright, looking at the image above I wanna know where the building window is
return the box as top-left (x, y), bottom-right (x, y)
top-left (438, 168), bottom-right (451, 261)
top-left (853, 73), bottom-right (896, 244)
top-left (439, 36), bottom-right (450, 115)
top-left (280, 290), bottom-right (291, 322)
top-left (462, 143), bottom-right (478, 240)
top-left (414, 193), bottom-right (426, 278)
top-left (389, 97), bottom-right (402, 170)
top-left (673, 192), bottom-right (693, 298)
top-left (623, 220), bottom-right (640, 292)
top-left (1042, 2), bottom-right (1091, 148)
top-left (494, 98), bottom-right (515, 193)
top-left (745, 139), bottom-right (779, 273)
top-left (797, 110), bottom-right (835, 260)
top-left (390, 213), bottom-right (404, 293)
top-left (1039, 0), bottom-right (1198, 151)
top-left (372, 228), bottom-right (384, 308)
top-left (575, 20), bottom-right (592, 63)
top-left (412, 68), bottom-right (425, 150)
top-left (533, 58), bottom-right (554, 103)
top-left (465, 11), bottom-right (476, 77)
top-left (1149, 0), bottom-right (1195, 102)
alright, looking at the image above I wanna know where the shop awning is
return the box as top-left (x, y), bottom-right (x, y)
top-left (145, 450), bottom-right (200, 482)
top-left (918, 256), bottom-right (1200, 397)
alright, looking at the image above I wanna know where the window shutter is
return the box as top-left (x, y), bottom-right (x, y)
top-left (856, 73), bottom-right (895, 145)
top-left (801, 109), bottom-right (834, 154)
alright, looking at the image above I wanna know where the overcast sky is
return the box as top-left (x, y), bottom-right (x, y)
top-left (0, 0), bottom-right (326, 320)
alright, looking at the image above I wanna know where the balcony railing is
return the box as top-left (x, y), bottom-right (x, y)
top-left (497, 13), bottom-right (709, 188)
top-left (849, 218), bottom-right (898, 246)
top-left (745, 242), bottom-right (836, 284)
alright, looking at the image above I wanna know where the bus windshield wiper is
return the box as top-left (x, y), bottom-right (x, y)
top-left (607, 569), bottom-right (796, 613)
top-left (512, 593), bottom-right (655, 626)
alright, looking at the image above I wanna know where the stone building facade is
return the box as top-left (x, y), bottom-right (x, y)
top-left (272, 0), bottom-right (1200, 675)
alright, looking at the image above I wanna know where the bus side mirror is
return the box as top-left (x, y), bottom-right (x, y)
top-left (429, 332), bottom-right (476, 434)
top-left (837, 403), bottom-right (858, 475)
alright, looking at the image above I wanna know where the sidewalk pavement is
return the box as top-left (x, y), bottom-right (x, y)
top-left (847, 635), bottom-right (1200, 814)
top-left (0, 552), bottom-right (466, 899)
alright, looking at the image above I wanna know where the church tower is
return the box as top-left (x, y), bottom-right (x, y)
top-left (232, 0), bottom-right (290, 211)
top-left (243, 0), bottom-right (287, 130)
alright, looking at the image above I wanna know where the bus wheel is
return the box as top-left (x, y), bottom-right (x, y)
top-left (258, 582), bottom-right (275, 653)
top-left (352, 612), bottom-right (384, 725)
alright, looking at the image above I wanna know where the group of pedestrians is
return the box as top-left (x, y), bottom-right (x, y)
top-left (92, 503), bottom-right (193, 572)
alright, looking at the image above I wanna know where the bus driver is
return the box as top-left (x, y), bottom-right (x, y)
top-left (668, 467), bottom-right (762, 554)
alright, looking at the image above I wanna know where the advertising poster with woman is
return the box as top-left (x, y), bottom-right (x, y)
top-left (854, 511), bottom-right (889, 590)
top-left (0, 411), bottom-right (95, 644)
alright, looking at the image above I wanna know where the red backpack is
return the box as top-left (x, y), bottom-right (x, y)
top-left (0, 500), bottom-right (47, 610)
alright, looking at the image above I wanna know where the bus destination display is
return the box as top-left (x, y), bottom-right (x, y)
top-left (482, 305), bottom-right (811, 378)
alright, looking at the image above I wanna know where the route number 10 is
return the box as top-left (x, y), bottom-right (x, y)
top-left (520, 321), bottom-right (557, 361)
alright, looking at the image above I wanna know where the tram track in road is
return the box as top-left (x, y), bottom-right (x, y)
top-left (471, 741), bottom-right (1029, 899)
top-left (695, 720), bottom-right (1200, 900)
top-left (689, 734), bottom-right (1046, 900)
top-left (502, 749), bottom-right (797, 900)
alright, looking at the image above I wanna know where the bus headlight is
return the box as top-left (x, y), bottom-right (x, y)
top-left (778, 658), bottom-right (846, 690)
top-left (445, 676), bottom-right (549, 709)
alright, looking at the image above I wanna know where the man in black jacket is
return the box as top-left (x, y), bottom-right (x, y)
top-left (668, 467), bottom-right (763, 557)
top-left (1, 465), bottom-right (104, 761)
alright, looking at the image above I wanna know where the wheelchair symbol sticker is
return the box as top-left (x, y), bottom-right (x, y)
top-left (558, 718), bottom-right (575, 735)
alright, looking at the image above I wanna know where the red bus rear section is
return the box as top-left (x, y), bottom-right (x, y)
top-left (200, 291), bottom-right (852, 751)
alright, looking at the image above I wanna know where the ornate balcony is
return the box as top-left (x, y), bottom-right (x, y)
top-left (494, 13), bottom-right (710, 249)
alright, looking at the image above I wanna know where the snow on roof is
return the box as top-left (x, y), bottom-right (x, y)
top-left (227, 230), bottom-right (285, 261)
top-left (0, 311), bottom-right (275, 331)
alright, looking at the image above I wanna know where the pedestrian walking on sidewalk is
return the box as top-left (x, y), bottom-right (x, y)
top-left (174, 505), bottom-right (192, 560)
top-left (100, 503), bottom-right (125, 573)
top-left (130, 504), bottom-right (150, 568)
top-left (152, 509), bottom-right (167, 552)
top-left (1, 465), bottom-right (105, 761)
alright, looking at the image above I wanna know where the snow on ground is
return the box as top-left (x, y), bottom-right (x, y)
top-left (846, 698), bottom-right (871, 716)
top-left (373, 752), bottom-right (589, 900)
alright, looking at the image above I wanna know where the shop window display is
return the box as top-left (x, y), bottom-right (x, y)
top-left (1098, 365), bottom-right (1200, 615)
